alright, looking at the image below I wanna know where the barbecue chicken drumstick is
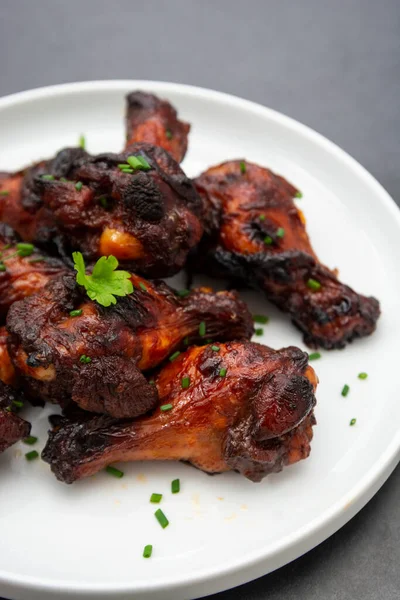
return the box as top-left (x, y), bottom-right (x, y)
top-left (193, 160), bottom-right (380, 349)
top-left (126, 91), bottom-right (190, 163)
top-left (42, 341), bottom-right (317, 483)
top-left (7, 272), bottom-right (253, 418)
top-left (0, 381), bottom-right (30, 453)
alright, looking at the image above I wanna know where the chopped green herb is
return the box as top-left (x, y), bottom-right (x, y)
top-left (259, 214), bottom-right (266, 221)
top-left (295, 191), bottom-right (303, 198)
top-left (211, 345), bottom-right (220, 352)
top-left (0, 190), bottom-right (9, 196)
top-left (28, 258), bottom-right (45, 263)
top-left (99, 196), bottom-right (108, 209)
top-left (166, 129), bottom-right (173, 140)
top-left (240, 161), bottom-right (246, 174)
top-left (60, 177), bottom-right (68, 183)
top-left (160, 404), bottom-right (173, 412)
top-left (255, 328), bottom-right (264, 336)
top-left (308, 352), bottom-right (321, 361)
top-left (181, 376), bottom-right (190, 389)
top-left (0, 263), bottom-right (6, 272)
top-left (13, 400), bottom-right (24, 408)
top-left (75, 181), bottom-right (83, 191)
top-left (121, 167), bottom-right (134, 174)
top-left (341, 384), bottom-right (350, 397)
top-left (105, 465), bottom-right (124, 478)
top-left (264, 235), bottom-right (273, 245)
top-left (149, 379), bottom-right (155, 386)
top-left (143, 544), bottom-right (153, 558)
top-left (183, 336), bottom-right (189, 346)
top-left (349, 418), bottom-right (357, 426)
top-left (23, 436), bottom-right (38, 445)
top-left (307, 278), bottom-right (321, 292)
top-left (219, 368), bottom-right (227, 377)
top-left (150, 493), bottom-right (163, 503)
top-left (79, 354), bottom-right (91, 364)
top-left (126, 155), bottom-right (151, 171)
top-left (17, 243), bottom-right (34, 257)
top-left (118, 163), bottom-right (129, 169)
top-left (358, 372), bottom-right (368, 380)
top-left (73, 251), bottom-right (133, 307)
top-left (139, 282), bottom-right (147, 292)
top-left (276, 227), bottom-right (285, 238)
top-left (176, 289), bottom-right (190, 298)
top-left (171, 478), bottom-right (180, 494)
top-left (41, 174), bottom-right (55, 181)
top-left (199, 321), bottom-right (206, 337)
top-left (69, 309), bottom-right (83, 317)
top-left (169, 351), bottom-right (181, 362)
top-left (25, 450), bottom-right (39, 461)
top-left (79, 134), bottom-right (86, 149)
top-left (154, 508), bottom-right (169, 529)
top-left (253, 314), bottom-right (269, 324)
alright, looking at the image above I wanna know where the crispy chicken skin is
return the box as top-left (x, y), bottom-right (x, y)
top-left (126, 91), bottom-right (190, 163)
top-left (0, 224), bottom-right (66, 321)
top-left (0, 381), bottom-right (30, 453)
top-left (7, 273), bottom-right (254, 418)
top-left (42, 341), bottom-right (317, 484)
top-left (0, 327), bottom-right (16, 386)
top-left (193, 160), bottom-right (380, 349)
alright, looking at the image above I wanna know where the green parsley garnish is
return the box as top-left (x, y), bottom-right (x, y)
top-left (25, 450), bottom-right (39, 461)
top-left (199, 321), bottom-right (206, 337)
top-left (143, 544), bottom-right (153, 558)
top-left (308, 352), bottom-right (321, 361)
top-left (341, 384), bottom-right (350, 397)
top-left (349, 418), bottom-right (357, 426)
top-left (264, 235), bottom-right (273, 245)
top-left (358, 372), bottom-right (368, 380)
top-left (79, 134), bottom-right (86, 149)
top-left (75, 181), bottom-right (83, 191)
top-left (219, 368), bottom-right (227, 377)
top-left (276, 227), bottom-right (285, 238)
top-left (307, 278), bottom-right (321, 292)
top-left (0, 190), bottom-right (9, 196)
top-left (211, 345), bottom-right (220, 352)
top-left (73, 251), bottom-right (133, 307)
top-left (160, 404), bottom-right (173, 412)
top-left (181, 376), bottom-right (190, 389)
top-left (69, 309), bottom-right (83, 317)
top-left (79, 354), bottom-right (91, 364)
top-left (150, 493), bottom-right (162, 503)
top-left (295, 191), bottom-right (303, 198)
top-left (171, 479), bottom-right (180, 494)
top-left (255, 328), bottom-right (264, 336)
top-left (253, 314), bottom-right (269, 324)
top-left (23, 436), bottom-right (38, 445)
top-left (169, 351), bottom-right (181, 362)
top-left (154, 508), bottom-right (169, 529)
top-left (240, 161), bottom-right (246, 174)
top-left (165, 129), bottom-right (173, 140)
top-left (105, 465), bottom-right (124, 478)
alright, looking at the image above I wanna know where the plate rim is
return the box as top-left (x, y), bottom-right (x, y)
top-left (0, 79), bottom-right (399, 599)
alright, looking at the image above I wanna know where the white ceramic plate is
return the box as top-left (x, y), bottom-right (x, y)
top-left (0, 81), bottom-right (399, 600)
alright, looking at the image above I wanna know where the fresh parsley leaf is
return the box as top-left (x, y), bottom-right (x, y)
top-left (73, 252), bottom-right (133, 307)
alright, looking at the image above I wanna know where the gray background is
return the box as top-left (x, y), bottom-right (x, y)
top-left (0, 1), bottom-right (399, 599)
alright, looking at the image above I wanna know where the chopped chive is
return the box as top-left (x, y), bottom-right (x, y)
top-left (171, 478), bottom-right (180, 494)
top-left (240, 161), bottom-right (246, 174)
top-left (79, 134), bottom-right (86, 149)
top-left (69, 309), bottom-right (83, 317)
top-left (166, 129), bottom-right (173, 140)
top-left (28, 258), bottom-right (45, 263)
top-left (41, 174), bottom-right (55, 181)
top-left (0, 190), bottom-right (9, 196)
top-left (0, 263), bottom-right (6, 272)
top-left (183, 337), bottom-right (189, 346)
top-left (169, 351), bottom-right (181, 362)
top-left (206, 338), bottom-right (212, 344)
top-left (150, 493), bottom-right (163, 503)
top-left (253, 314), bottom-right (269, 324)
top-left (276, 227), bottom-right (285, 238)
top-left (99, 196), bottom-right (108, 208)
top-left (295, 191), bottom-right (303, 198)
top-left (143, 544), bottom-right (153, 558)
top-left (154, 508), bottom-right (169, 529)
top-left (118, 163), bottom-right (129, 169)
top-left (308, 352), bottom-right (321, 361)
top-left (75, 181), bottom-right (83, 191)
top-left (121, 167), bottom-right (134, 174)
top-left (211, 345), bottom-right (220, 352)
top-left (307, 278), bottom-right (321, 292)
top-left (25, 450), bottom-right (39, 461)
top-left (23, 436), bottom-right (38, 445)
top-left (136, 155), bottom-right (151, 170)
top-left (181, 376), bottom-right (190, 389)
top-left (176, 289), bottom-right (190, 298)
top-left (60, 177), bottom-right (68, 183)
top-left (79, 354), bottom-right (91, 364)
top-left (199, 321), bottom-right (206, 337)
top-left (2, 244), bottom-right (11, 250)
top-left (126, 155), bottom-right (151, 171)
top-left (341, 384), bottom-right (350, 397)
top-left (160, 404), bottom-right (173, 412)
top-left (349, 418), bottom-right (357, 426)
top-left (255, 328), bottom-right (264, 336)
top-left (219, 368), bottom-right (227, 377)
top-left (17, 243), bottom-right (34, 257)
top-left (105, 465), bottom-right (124, 478)
top-left (139, 282), bottom-right (147, 292)
top-left (259, 214), bottom-right (266, 221)
top-left (264, 235), bottom-right (273, 245)
top-left (358, 372), bottom-right (368, 380)
top-left (13, 400), bottom-right (24, 408)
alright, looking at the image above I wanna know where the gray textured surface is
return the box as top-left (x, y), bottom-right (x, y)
top-left (0, 1), bottom-right (399, 599)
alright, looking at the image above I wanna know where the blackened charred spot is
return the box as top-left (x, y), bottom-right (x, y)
top-left (26, 353), bottom-right (43, 368)
top-left (49, 147), bottom-right (89, 178)
top-left (121, 172), bottom-right (165, 222)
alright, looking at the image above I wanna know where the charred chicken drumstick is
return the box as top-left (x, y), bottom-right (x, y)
top-left (0, 143), bottom-right (202, 277)
top-left (125, 91), bottom-right (190, 163)
top-left (0, 381), bottom-right (30, 453)
top-left (42, 341), bottom-right (317, 484)
top-left (7, 272), bottom-right (254, 418)
top-left (194, 160), bottom-right (380, 349)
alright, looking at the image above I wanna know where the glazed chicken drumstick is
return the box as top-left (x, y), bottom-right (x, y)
top-left (0, 143), bottom-right (202, 277)
top-left (42, 341), bottom-right (317, 484)
top-left (193, 160), bottom-right (380, 349)
top-left (7, 272), bottom-right (254, 418)
top-left (125, 91), bottom-right (190, 163)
